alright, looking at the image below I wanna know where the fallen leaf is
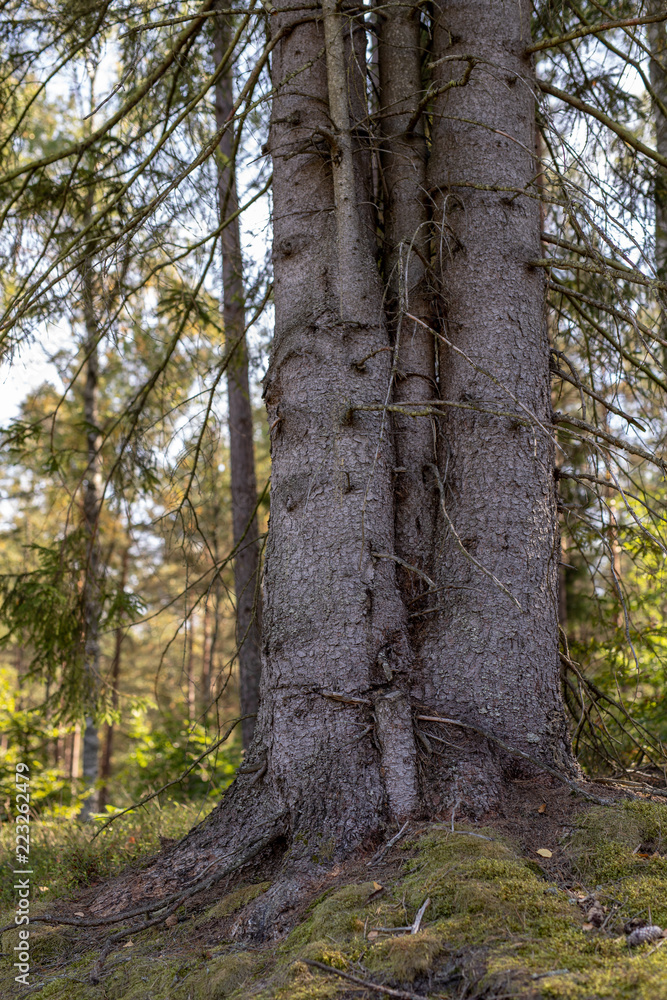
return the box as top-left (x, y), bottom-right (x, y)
top-left (74, 912), bottom-right (84, 917)
top-left (582, 922), bottom-right (594, 931)
top-left (372, 882), bottom-right (382, 891)
top-left (165, 914), bottom-right (178, 928)
top-left (536, 848), bottom-right (553, 858)
top-left (367, 931), bottom-right (378, 940)
top-left (38, 886), bottom-right (49, 892)
top-left (538, 803), bottom-right (546, 814)
top-left (123, 940), bottom-right (134, 947)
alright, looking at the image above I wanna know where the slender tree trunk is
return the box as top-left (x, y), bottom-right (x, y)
top-left (79, 260), bottom-right (102, 821)
top-left (201, 596), bottom-right (212, 718)
top-left (187, 613), bottom-right (197, 726)
top-left (214, 11), bottom-right (263, 749)
top-left (419, 0), bottom-right (574, 812)
top-left (70, 722), bottom-right (81, 783)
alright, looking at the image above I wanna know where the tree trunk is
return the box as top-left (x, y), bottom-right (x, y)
top-left (89, 1), bottom-right (578, 923)
top-left (648, 1), bottom-right (667, 355)
top-left (419, 0), bottom-right (574, 812)
top-left (79, 259), bottom-right (102, 821)
top-left (214, 11), bottom-right (263, 749)
top-left (379, 0), bottom-right (437, 607)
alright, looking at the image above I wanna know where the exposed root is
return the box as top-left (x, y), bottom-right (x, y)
top-left (416, 713), bottom-right (612, 806)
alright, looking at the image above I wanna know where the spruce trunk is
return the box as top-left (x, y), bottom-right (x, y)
top-left (90, 0), bottom-right (578, 922)
top-left (79, 259), bottom-right (102, 821)
top-left (419, 0), bottom-right (574, 812)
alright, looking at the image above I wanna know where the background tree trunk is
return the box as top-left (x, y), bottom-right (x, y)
top-left (214, 12), bottom-right (263, 749)
top-left (418, 0), bottom-right (574, 813)
top-left (79, 258), bottom-right (102, 821)
top-left (98, 545), bottom-right (129, 812)
top-left (649, 0), bottom-right (667, 287)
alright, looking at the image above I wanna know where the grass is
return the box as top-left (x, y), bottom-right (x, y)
top-left (0, 798), bottom-right (211, 912)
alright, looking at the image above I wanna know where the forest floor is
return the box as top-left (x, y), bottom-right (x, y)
top-left (2, 780), bottom-right (667, 1000)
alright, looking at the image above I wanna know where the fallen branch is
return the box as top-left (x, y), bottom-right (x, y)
top-left (369, 819), bottom-right (410, 864)
top-left (301, 959), bottom-right (431, 1000)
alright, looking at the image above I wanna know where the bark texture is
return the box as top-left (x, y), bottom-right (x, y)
top-left (259, 0), bottom-right (416, 845)
top-left (215, 13), bottom-right (263, 749)
top-left (648, 1), bottom-right (667, 327)
top-left (88, 1), bottom-right (580, 925)
top-left (379, 0), bottom-right (437, 605)
top-left (418, 0), bottom-right (574, 811)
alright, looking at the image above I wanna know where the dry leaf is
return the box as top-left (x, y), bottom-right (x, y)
top-left (582, 922), bottom-right (594, 931)
top-left (536, 848), bottom-right (553, 858)
top-left (38, 886), bottom-right (49, 892)
top-left (367, 931), bottom-right (379, 940)
top-left (123, 940), bottom-right (134, 947)
top-left (372, 882), bottom-right (382, 891)
top-left (165, 915), bottom-right (178, 928)
top-left (74, 912), bottom-right (84, 917)
top-left (538, 803), bottom-right (546, 814)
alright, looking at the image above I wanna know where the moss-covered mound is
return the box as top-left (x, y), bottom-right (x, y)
top-left (2, 801), bottom-right (667, 999)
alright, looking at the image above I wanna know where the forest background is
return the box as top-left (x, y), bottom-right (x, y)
top-left (0, 0), bottom-right (666, 863)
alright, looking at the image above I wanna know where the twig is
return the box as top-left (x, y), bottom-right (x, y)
top-left (91, 716), bottom-right (247, 838)
top-left (426, 464), bottom-right (522, 609)
top-left (411, 897), bottom-right (430, 934)
top-left (371, 551), bottom-right (438, 591)
top-left (319, 690), bottom-right (372, 706)
top-left (301, 960), bottom-right (431, 1000)
top-left (369, 820), bottom-right (410, 864)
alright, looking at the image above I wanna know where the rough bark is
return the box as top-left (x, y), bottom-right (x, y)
top-left (214, 12), bottom-right (263, 750)
top-left (419, 0), bottom-right (575, 812)
top-left (258, 0), bottom-right (416, 844)
top-left (378, 0), bottom-right (437, 606)
top-left (87, 1), bottom-right (582, 926)
top-left (648, 2), bottom-right (667, 349)
top-left (79, 260), bottom-right (102, 821)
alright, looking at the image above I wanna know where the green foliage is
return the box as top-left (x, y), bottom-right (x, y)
top-left (0, 798), bottom-right (207, 912)
top-left (115, 711), bottom-right (241, 805)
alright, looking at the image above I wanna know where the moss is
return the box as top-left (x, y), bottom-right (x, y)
top-left (567, 801), bottom-right (667, 883)
top-left (365, 929), bottom-right (445, 981)
top-left (284, 883), bottom-right (375, 949)
top-left (11, 806), bottom-right (667, 1000)
top-left (29, 927), bottom-right (73, 963)
top-left (195, 881), bottom-right (271, 925)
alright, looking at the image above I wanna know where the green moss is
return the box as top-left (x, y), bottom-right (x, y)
top-left (195, 881), bottom-right (271, 925)
top-left (9, 806), bottom-right (667, 1000)
top-left (365, 929), bottom-right (445, 981)
top-left (567, 801), bottom-right (667, 883)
